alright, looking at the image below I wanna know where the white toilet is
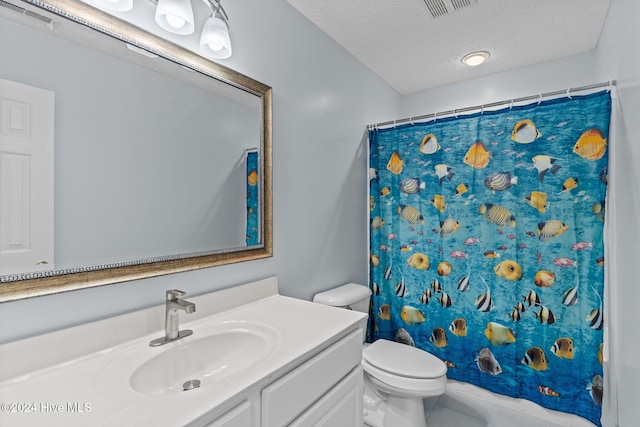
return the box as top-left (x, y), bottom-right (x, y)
top-left (313, 283), bottom-right (447, 427)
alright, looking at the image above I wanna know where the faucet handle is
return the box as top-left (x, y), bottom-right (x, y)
top-left (166, 289), bottom-right (186, 301)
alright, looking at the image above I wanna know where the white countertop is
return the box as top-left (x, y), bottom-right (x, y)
top-left (0, 278), bottom-right (366, 426)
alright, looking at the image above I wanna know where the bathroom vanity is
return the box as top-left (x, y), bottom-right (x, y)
top-left (0, 277), bottom-right (366, 426)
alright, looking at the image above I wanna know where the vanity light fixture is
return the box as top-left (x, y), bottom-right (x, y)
top-left (461, 50), bottom-right (490, 67)
top-left (199, 5), bottom-right (231, 59)
top-left (82, 0), bottom-right (232, 59)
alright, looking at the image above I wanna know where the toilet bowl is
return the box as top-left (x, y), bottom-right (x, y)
top-left (313, 283), bottom-right (448, 427)
top-left (361, 339), bottom-right (447, 427)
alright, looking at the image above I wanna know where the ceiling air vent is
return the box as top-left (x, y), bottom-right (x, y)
top-left (423, 0), bottom-right (477, 18)
top-left (0, 0), bottom-right (54, 26)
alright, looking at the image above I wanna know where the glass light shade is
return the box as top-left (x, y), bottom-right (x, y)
top-left (86, 0), bottom-right (133, 12)
top-left (155, 0), bottom-right (195, 35)
top-left (199, 15), bottom-right (232, 59)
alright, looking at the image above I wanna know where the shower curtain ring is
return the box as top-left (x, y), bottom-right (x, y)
top-left (454, 109), bottom-right (458, 118)
top-left (566, 88), bottom-right (572, 99)
top-left (509, 100), bottom-right (514, 110)
top-left (481, 105), bottom-right (484, 115)
top-left (433, 112), bottom-right (437, 122)
top-left (607, 81), bottom-right (612, 92)
top-left (538, 94), bottom-right (542, 105)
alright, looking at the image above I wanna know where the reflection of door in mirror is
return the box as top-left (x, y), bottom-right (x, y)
top-left (0, 78), bottom-right (54, 275)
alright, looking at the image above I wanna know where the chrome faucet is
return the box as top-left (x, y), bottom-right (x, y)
top-left (149, 289), bottom-right (196, 347)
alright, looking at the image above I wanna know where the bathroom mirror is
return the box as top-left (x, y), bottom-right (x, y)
top-left (0, 0), bottom-right (272, 302)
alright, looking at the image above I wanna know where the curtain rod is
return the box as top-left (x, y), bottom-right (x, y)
top-left (368, 80), bottom-right (616, 130)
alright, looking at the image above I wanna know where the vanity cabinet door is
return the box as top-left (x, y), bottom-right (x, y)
top-left (203, 399), bottom-right (255, 427)
top-left (289, 366), bottom-right (363, 427)
top-left (261, 330), bottom-right (362, 427)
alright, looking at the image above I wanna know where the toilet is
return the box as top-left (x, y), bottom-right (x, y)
top-left (313, 283), bottom-right (447, 427)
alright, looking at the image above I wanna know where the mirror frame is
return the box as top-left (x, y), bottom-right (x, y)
top-left (0, 0), bottom-right (273, 303)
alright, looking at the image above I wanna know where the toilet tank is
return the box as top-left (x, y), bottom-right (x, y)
top-left (312, 283), bottom-right (372, 313)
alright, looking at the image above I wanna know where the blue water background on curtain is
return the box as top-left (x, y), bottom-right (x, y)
top-left (368, 91), bottom-right (610, 426)
top-left (246, 151), bottom-right (259, 246)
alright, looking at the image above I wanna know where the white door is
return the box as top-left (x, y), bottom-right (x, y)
top-left (0, 78), bottom-right (54, 276)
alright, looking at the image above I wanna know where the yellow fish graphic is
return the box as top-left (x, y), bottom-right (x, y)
top-left (440, 219), bottom-right (461, 237)
top-left (401, 306), bottom-right (425, 325)
top-left (522, 347), bottom-right (548, 371)
top-left (437, 261), bottom-right (452, 276)
top-left (573, 128), bottom-right (607, 160)
top-left (430, 327), bottom-right (448, 348)
top-left (524, 191), bottom-right (548, 213)
top-left (431, 195), bottom-right (446, 213)
top-left (598, 343), bottom-right (604, 365)
top-left (455, 182), bottom-right (469, 196)
top-left (463, 142), bottom-right (492, 168)
top-left (247, 169), bottom-right (258, 186)
top-left (561, 177), bottom-right (579, 192)
top-left (407, 253), bottom-right (430, 270)
top-left (378, 304), bottom-right (390, 320)
top-left (484, 322), bottom-right (516, 346)
top-left (449, 318), bottom-right (467, 337)
top-left (494, 260), bottom-right (523, 281)
top-left (387, 151), bottom-right (404, 174)
top-left (537, 220), bottom-right (568, 242)
top-left (550, 337), bottom-right (574, 359)
top-left (370, 216), bottom-right (384, 229)
top-left (370, 255), bottom-right (380, 268)
top-left (534, 270), bottom-right (555, 287)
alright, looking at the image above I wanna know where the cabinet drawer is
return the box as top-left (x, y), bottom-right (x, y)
top-left (261, 329), bottom-right (362, 427)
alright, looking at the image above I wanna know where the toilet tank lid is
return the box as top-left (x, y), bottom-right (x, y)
top-left (312, 283), bottom-right (372, 306)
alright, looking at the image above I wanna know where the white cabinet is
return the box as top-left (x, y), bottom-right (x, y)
top-left (289, 366), bottom-right (363, 427)
top-left (201, 329), bottom-right (363, 427)
top-left (203, 399), bottom-right (255, 427)
top-left (262, 330), bottom-right (362, 427)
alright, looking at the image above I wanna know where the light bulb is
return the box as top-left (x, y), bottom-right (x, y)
top-left (166, 14), bottom-right (186, 29)
top-left (207, 33), bottom-right (226, 52)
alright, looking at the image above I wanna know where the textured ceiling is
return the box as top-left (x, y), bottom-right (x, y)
top-left (287, 0), bottom-right (611, 95)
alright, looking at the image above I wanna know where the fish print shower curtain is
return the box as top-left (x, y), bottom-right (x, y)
top-left (368, 91), bottom-right (610, 426)
top-left (246, 150), bottom-right (260, 246)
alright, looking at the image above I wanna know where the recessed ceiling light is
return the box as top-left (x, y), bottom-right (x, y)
top-left (461, 51), bottom-right (490, 67)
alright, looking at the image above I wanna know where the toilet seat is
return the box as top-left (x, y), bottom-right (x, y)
top-left (361, 339), bottom-right (448, 396)
top-left (363, 339), bottom-right (447, 379)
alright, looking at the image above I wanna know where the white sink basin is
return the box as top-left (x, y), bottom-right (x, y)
top-left (100, 321), bottom-right (279, 396)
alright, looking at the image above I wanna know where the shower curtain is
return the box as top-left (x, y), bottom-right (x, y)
top-left (245, 150), bottom-right (259, 246)
top-left (368, 90), bottom-right (610, 426)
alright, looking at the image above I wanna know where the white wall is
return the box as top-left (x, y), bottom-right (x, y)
top-left (592, 1), bottom-right (640, 426)
top-left (0, 0), bottom-right (400, 343)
